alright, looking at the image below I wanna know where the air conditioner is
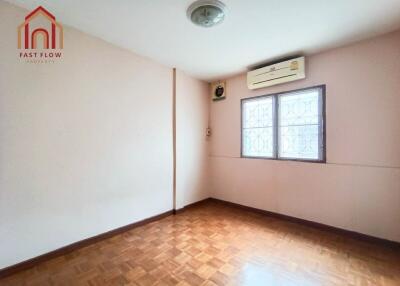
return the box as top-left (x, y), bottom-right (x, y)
top-left (247, 56), bottom-right (305, 90)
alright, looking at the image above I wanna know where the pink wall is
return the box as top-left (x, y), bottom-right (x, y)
top-left (176, 70), bottom-right (211, 209)
top-left (210, 30), bottom-right (400, 242)
top-left (0, 1), bottom-right (211, 269)
top-left (0, 2), bottom-right (175, 268)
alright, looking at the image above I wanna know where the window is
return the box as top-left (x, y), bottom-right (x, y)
top-left (241, 85), bottom-right (326, 162)
top-left (242, 96), bottom-right (274, 157)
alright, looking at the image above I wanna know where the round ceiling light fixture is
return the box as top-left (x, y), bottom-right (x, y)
top-left (187, 0), bottom-right (227, 28)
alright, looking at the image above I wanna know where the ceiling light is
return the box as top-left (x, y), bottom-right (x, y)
top-left (187, 0), bottom-right (227, 28)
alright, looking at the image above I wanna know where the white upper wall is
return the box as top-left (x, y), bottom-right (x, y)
top-left (5, 0), bottom-right (400, 80)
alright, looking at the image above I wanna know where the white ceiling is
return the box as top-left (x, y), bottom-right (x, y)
top-left (6, 0), bottom-right (400, 81)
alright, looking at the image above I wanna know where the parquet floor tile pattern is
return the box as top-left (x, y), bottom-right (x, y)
top-left (2, 201), bottom-right (400, 285)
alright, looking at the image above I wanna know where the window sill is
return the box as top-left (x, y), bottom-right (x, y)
top-left (240, 156), bottom-right (326, 164)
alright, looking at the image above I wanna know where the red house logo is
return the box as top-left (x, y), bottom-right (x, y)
top-left (18, 6), bottom-right (63, 49)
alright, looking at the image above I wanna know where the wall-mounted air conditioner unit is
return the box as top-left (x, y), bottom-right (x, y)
top-left (247, 56), bottom-right (305, 90)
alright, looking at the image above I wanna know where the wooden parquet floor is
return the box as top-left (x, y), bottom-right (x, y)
top-left (1, 200), bottom-right (400, 286)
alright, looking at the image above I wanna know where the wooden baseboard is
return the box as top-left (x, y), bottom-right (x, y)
top-left (208, 197), bottom-right (400, 249)
top-left (0, 197), bottom-right (212, 279)
top-left (175, 197), bottom-right (212, 214)
top-left (2, 196), bottom-right (398, 278)
top-left (0, 209), bottom-right (173, 279)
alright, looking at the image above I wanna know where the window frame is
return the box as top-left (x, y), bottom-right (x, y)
top-left (240, 85), bottom-right (326, 163)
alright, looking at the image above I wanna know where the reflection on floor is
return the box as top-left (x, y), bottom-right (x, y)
top-left (2, 200), bottom-right (400, 285)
